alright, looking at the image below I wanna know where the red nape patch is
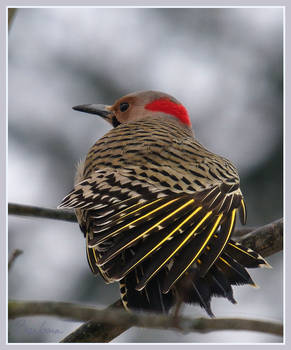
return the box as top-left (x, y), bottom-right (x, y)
top-left (145, 98), bottom-right (191, 127)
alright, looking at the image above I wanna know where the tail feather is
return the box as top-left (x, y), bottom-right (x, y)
top-left (120, 238), bottom-right (265, 316)
top-left (215, 254), bottom-right (255, 286)
top-left (207, 265), bottom-right (237, 304)
top-left (225, 240), bottom-right (270, 268)
top-left (159, 242), bottom-right (265, 316)
top-left (120, 267), bottom-right (174, 314)
top-left (176, 271), bottom-right (214, 317)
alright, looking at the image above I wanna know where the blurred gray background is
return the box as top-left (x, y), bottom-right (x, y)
top-left (8, 7), bottom-right (283, 343)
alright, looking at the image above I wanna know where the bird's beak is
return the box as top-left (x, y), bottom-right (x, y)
top-left (72, 104), bottom-right (113, 122)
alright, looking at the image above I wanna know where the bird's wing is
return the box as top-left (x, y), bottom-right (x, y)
top-left (58, 166), bottom-right (252, 288)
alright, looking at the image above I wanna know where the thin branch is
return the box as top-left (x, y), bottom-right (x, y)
top-left (60, 300), bottom-right (127, 343)
top-left (8, 300), bottom-right (283, 339)
top-left (8, 8), bottom-right (17, 30)
top-left (8, 203), bottom-right (77, 223)
top-left (60, 300), bottom-right (136, 343)
top-left (238, 218), bottom-right (283, 257)
top-left (8, 249), bottom-right (23, 271)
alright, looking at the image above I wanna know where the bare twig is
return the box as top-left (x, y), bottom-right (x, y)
top-left (8, 203), bottom-right (77, 223)
top-left (60, 300), bottom-right (127, 343)
top-left (238, 218), bottom-right (283, 257)
top-left (60, 300), bottom-right (135, 343)
top-left (8, 300), bottom-right (283, 338)
top-left (8, 8), bottom-right (17, 29)
top-left (8, 249), bottom-right (23, 271)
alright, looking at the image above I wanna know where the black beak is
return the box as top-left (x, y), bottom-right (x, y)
top-left (72, 104), bottom-right (112, 120)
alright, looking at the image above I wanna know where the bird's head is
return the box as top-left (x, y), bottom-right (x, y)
top-left (73, 90), bottom-right (192, 129)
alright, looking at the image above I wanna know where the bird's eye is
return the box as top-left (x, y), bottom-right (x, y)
top-left (120, 102), bottom-right (129, 112)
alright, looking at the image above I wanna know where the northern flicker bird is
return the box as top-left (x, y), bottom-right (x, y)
top-left (59, 90), bottom-right (269, 316)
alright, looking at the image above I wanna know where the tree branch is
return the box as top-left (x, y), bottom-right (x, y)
top-left (8, 8), bottom-right (17, 29)
top-left (8, 300), bottom-right (283, 339)
top-left (60, 300), bottom-right (127, 343)
top-left (8, 203), bottom-right (77, 223)
top-left (8, 249), bottom-right (23, 271)
top-left (238, 218), bottom-right (283, 257)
